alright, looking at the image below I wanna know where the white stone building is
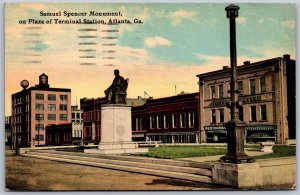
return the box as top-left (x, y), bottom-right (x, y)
top-left (71, 105), bottom-right (83, 145)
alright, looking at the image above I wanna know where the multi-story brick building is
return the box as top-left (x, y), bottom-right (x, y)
top-left (132, 92), bottom-right (200, 143)
top-left (11, 73), bottom-right (71, 148)
top-left (197, 55), bottom-right (295, 144)
top-left (80, 96), bottom-right (147, 145)
top-left (80, 93), bottom-right (199, 144)
top-left (80, 97), bottom-right (104, 145)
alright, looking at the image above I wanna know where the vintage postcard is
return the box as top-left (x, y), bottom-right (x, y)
top-left (5, 2), bottom-right (296, 191)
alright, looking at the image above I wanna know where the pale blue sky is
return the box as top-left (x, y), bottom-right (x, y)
top-left (120, 4), bottom-right (295, 62)
top-left (123, 4), bottom-right (295, 64)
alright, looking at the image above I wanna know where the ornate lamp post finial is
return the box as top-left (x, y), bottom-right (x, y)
top-left (225, 4), bottom-right (240, 18)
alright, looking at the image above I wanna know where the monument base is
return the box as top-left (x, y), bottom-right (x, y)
top-left (85, 141), bottom-right (148, 154)
top-left (213, 162), bottom-right (262, 188)
top-left (84, 104), bottom-right (149, 155)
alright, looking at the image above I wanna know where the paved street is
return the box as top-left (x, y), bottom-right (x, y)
top-left (5, 153), bottom-right (231, 191)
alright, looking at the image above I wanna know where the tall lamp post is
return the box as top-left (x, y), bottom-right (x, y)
top-left (220, 4), bottom-right (253, 164)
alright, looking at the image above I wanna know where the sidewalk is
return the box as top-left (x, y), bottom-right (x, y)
top-left (177, 149), bottom-right (267, 163)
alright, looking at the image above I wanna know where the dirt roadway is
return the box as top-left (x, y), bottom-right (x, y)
top-left (5, 154), bottom-right (231, 191)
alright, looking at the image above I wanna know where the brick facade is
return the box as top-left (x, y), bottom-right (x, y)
top-left (11, 74), bottom-right (71, 148)
top-left (197, 55), bottom-right (295, 144)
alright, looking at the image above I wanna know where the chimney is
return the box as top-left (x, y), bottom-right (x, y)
top-left (243, 61), bottom-right (251, 66)
top-left (223, 66), bottom-right (229, 70)
top-left (283, 54), bottom-right (290, 60)
top-left (149, 97), bottom-right (153, 100)
top-left (137, 96), bottom-right (141, 100)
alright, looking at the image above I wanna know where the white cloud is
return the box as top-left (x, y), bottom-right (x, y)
top-left (281, 20), bottom-right (295, 29)
top-left (237, 17), bottom-right (247, 25)
top-left (195, 53), bottom-right (268, 71)
top-left (117, 6), bottom-right (152, 36)
top-left (144, 36), bottom-right (172, 48)
top-left (246, 46), bottom-right (295, 59)
top-left (168, 10), bottom-right (198, 26)
top-left (258, 19), bottom-right (264, 24)
top-left (267, 17), bottom-right (277, 23)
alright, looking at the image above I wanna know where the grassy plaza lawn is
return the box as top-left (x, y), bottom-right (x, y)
top-left (144, 145), bottom-right (227, 159)
top-left (254, 145), bottom-right (296, 159)
top-left (54, 144), bottom-right (295, 160)
top-left (143, 145), bottom-right (296, 159)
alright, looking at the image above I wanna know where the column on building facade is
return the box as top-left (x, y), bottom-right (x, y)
top-left (199, 81), bottom-right (206, 143)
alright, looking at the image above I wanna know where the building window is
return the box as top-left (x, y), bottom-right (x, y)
top-left (163, 114), bottom-right (169, 129)
top-left (135, 117), bottom-right (143, 130)
top-left (76, 113), bottom-right (80, 118)
top-left (48, 114), bottom-right (56, 120)
top-left (218, 84), bottom-right (223, 98)
top-left (48, 104), bottom-right (56, 110)
top-left (135, 118), bottom-right (139, 130)
top-left (188, 112), bottom-right (194, 128)
top-left (180, 113), bottom-right (186, 128)
top-left (36, 114), bottom-right (44, 120)
top-left (260, 77), bottom-right (266, 93)
top-left (60, 104), bottom-right (67, 110)
top-left (35, 135), bottom-right (44, 141)
top-left (210, 86), bottom-right (216, 99)
top-left (250, 106), bottom-right (257, 121)
top-left (72, 113), bottom-right (75, 118)
top-left (250, 79), bottom-right (255, 94)
top-left (238, 81), bottom-right (243, 95)
top-left (239, 107), bottom-right (244, 121)
top-left (60, 114), bottom-right (67, 121)
top-left (172, 113), bottom-right (178, 128)
top-left (211, 109), bottom-right (216, 124)
top-left (35, 124), bottom-right (44, 131)
top-left (36, 93), bottom-right (44, 100)
top-left (157, 115), bottom-right (163, 129)
top-left (150, 116), bottom-right (156, 129)
top-left (48, 94), bottom-right (56, 101)
top-left (137, 117), bottom-right (143, 130)
top-left (219, 109), bottom-right (224, 123)
top-left (260, 105), bottom-right (267, 121)
top-left (60, 95), bottom-right (68, 100)
top-left (36, 103), bottom-right (44, 110)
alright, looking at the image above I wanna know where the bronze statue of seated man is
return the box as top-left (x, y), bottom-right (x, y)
top-left (104, 69), bottom-right (128, 104)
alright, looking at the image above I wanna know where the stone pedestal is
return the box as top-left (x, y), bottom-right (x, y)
top-left (260, 142), bottom-right (274, 153)
top-left (220, 119), bottom-right (253, 163)
top-left (85, 104), bottom-right (148, 154)
top-left (212, 162), bottom-right (262, 188)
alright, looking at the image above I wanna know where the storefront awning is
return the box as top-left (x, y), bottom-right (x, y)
top-left (245, 125), bottom-right (276, 131)
top-left (205, 125), bottom-right (276, 131)
top-left (204, 126), bottom-right (226, 131)
top-left (147, 132), bottom-right (196, 136)
top-left (132, 133), bottom-right (146, 138)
